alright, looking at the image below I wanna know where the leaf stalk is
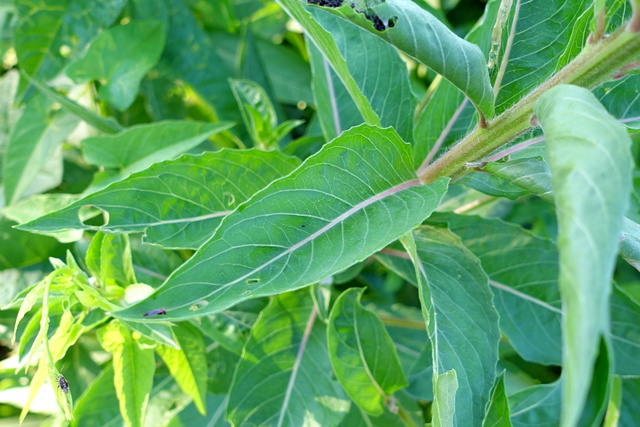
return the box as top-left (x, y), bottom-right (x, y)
top-left (418, 23), bottom-right (640, 183)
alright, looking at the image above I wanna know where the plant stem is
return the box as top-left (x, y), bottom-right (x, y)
top-left (418, 23), bottom-right (640, 183)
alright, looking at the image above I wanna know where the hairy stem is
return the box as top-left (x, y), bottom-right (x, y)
top-left (418, 23), bottom-right (640, 183)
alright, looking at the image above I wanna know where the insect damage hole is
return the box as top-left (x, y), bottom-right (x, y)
top-left (246, 278), bottom-right (260, 285)
top-left (78, 205), bottom-right (109, 227)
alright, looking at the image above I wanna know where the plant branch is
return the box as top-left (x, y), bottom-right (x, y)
top-left (418, 23), bottom-right (640, 183)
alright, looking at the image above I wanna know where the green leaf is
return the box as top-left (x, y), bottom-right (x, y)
top-left (610, 286), bottom-right (640, 376)
top-left (86, 232), bottom-right (136, 288)
top-left (112, 124), bottom-right (449, 321)
top-left (98, 321), bottom-right (155, 427)
top-left (13, 0), bottom-right (127, 98)
top-left (431, 212), bottom-right (563, 366)
top-left (595, 73), bottom-right (640, 129)
top-left (0, 216), bottom-right (66, 270)
top-left (227, 290), bottom-right (349, 426)
top-left (483, 373), bottom-right (512, 427)
top-left (156, 323), bottom-right (208, 415)
top-left (484, 157), bottom-right (640, 274)
top-left (157, 0), bottom-right (237, 122)
top-left (2, 194), bottom-right (83, 243)
top-left (82, 121), bottom-right (233, 176)
top-left (509, 381), bottom-right (561, 427)
top-left (3, 92), bottom-right (78, 205)
top-left (432, 369), bottom-right (458, 427)
top-left (19, 149), bottom-right (301, 249)
top-left (406, 226), bottom-right (500, 426)
top-left (230, 79), bottom-right (278, 145)
top-left (23, 73), bottom-right (124, 134)
top-left (534, 84), bottom-right (633, 427)
top-left (494, 1), bottom-right (591, 112)
top-left (276, 0), bottom-right (382, 127)
top-left (311, 0), bottom-right (495, 120)
top-left (66, 20), bottom-right (166, 111)
top-left (620, 378), bottom-right (640, 427)
top-left (327, 288), bottom-right (407, 415)
top-left (307, 39), bottom-right (362, 141)
top-left (306, 7), bottom-right (415, 142)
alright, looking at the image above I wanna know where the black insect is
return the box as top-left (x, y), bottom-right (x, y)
top-left (57, 375), bottom-right (69, 394)
top-left (143, 308), bottom-right (167, 317)
top-left (307, 0), bottom-right (343, 7)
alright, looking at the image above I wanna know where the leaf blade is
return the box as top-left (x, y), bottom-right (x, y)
top-left (534, 84), bottom-right (633, 427)
top-left (113, 124), bottom-right (449, 320)
top-left (327, 287), bottom-right (408, 415)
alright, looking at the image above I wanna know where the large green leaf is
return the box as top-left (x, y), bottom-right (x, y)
top-left (277, 0), bottom-right (381, 127)
top-left (494, 0), bottom-right (591, 113)
top-left (0, 216), bottom-right (66, 270)
top-left (66, 20), bottom-right (166, 111)
top-left (81, 121), bottom-right (233, 176)
top-left (227, 290), bottom-right (349, 426)
top-left (98, 320), bottom-right (155, 427)
top-left (431, 212), bottom-right (563, 366)
top-left (156, 323), bottom-right (208, 415)
top-left (13, 0), bottom-right (126, 98)
top-left (405, 226), bottom-right (500, 426)
top-left (3, 92), bottom-right (78, 205)
top-left (327, 288), bottom-right (407, 415)
top-left (307, 6), bottom-right (415, 142)
top-left (19, 149), bottom-right (301, 249)
top-left (112, 124), bottom-right (449, 321)
top-left (308, 0), bottom-right (495, 120)
top-left (595, 73), bottom-right (640, 129)
top-left (535, 84), bottom-right (632, 427)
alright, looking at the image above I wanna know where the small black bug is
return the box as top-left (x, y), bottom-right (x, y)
top-left (57, 375), bottom-right (69, 394)
top-left (143, 308), bottom-right (167, 317)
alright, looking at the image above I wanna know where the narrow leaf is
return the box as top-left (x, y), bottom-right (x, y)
top-left (19, 149), bottom-right (301, 249)
top-left (509, 381), bottom-right (561, 427)
top-left (227, 290), bottom-right (349, 426)
top-left (82, 121), bottom-right (233, 175)
top-left (113, 124), bottom-right (449, 321)
top-left (534, 84), bottom-right (633, 427)
top-left (3, 92), bottom-right (78, 204)
top-left (276, 0), bottom-right (382, 126)
top-left (309, 0), bottom-right (495, 119)
top-left (66, 20), bottom-right (166, 111)
top-left (483, 373), bottom-right (512, 427)
top-left (156, 323), bottom-right (208, 415)
top-left (327, 288), bottom-right (407, 415)
top-left (307, 7), bottom-right (415, 142)
top-left (406, 226), bottom-right (500, 426)
top-left (432, 369), bottom-right (458, 427)
top-left (24, 74), bottom-right (123, 134)
top-left (98, 321), bottom-right (155, 427)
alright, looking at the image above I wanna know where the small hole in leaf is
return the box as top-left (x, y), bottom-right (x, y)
top-left (189, 301), bottom-right (209, 311)
top-left (246, 278), bottom-right (260, 285)
top-left (79, 205), bottom-right (109, 227)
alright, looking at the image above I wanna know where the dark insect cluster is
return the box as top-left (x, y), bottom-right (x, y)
top-left (307, 0), bottom-right (344, 7)
top-left (57, 375), bottom-right (69, 394)
top-left (143, 308), bottom-right (167, 317)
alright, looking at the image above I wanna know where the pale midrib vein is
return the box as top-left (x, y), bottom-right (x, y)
top-left (171, 178), bottom-right (423, 311)
top-left (103, 210), bottom-right (231, 228)
top-left (489, 279), bottom-right (562, 314)
top-left (276, 307), bottom-right (317, 427)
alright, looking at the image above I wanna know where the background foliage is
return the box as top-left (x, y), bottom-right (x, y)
top-left (1, 0), bottom-right (640, 426)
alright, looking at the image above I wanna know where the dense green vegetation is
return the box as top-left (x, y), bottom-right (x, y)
top-left (1, 0), bottom-right (639, 425)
